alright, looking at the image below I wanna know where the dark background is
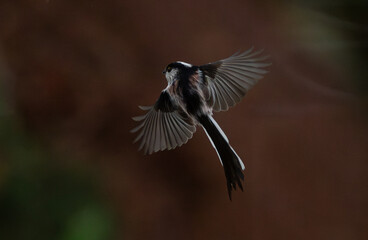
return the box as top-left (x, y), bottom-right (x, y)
top-left (0, 0), bottom-right (367, 240)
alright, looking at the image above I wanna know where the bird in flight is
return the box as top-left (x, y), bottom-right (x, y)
top-left (131, 47), bottom-right (270, 199)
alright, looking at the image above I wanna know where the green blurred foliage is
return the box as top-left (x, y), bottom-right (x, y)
top-left (0, 91), bottom-right (116, 240)
top-left (291, 0), bottom-right (368, 97)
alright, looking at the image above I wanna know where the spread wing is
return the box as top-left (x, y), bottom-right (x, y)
top-left (200, 47), bottom-right (271, 112)
top-left (131, 91), bottom-right (196, 154)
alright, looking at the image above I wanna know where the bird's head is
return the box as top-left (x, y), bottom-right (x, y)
top-left (163, 61), bottom-right (192, 84)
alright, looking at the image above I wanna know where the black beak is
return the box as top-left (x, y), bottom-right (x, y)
top-left (162, 70), bottom-right (166, 74)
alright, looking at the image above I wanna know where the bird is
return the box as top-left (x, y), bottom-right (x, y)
top-left (131, 47), bottom-right (270, 199)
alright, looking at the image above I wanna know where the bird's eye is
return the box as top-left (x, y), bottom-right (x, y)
top-left (167, 66), bottom-right (172, 72)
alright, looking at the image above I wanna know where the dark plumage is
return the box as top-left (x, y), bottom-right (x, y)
top-left (131, 47), bottom-right (270, 199)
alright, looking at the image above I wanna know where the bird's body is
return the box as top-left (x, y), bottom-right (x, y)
top-left (131, 48), bottom-right (270, 199)
top-left (166, 65), bottom-right (208, 118)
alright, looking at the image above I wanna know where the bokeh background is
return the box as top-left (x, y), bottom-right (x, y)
top-left (0, 0), bottom-right (367, 239)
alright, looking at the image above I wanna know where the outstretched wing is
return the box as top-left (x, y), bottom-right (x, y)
top-left (200, 47), bottom-right (271, 112)
top-left (131, 91), bottom-right (196, 154)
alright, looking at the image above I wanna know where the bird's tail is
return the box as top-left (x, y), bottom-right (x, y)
top-left (198, 115), bottom-right (245, 200)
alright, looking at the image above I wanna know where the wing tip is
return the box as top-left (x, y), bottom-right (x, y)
top-left (139, 105), bottom-right (152, 111)
top-left (132, 116), bottom-right (144, 122)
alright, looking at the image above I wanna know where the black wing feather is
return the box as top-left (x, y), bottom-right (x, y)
top-left (200, 47), bottom-right (271, 112)
top-left (131, 91), bottom-right (196, 154)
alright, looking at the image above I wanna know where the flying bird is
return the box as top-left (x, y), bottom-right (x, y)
top-left (131, 47), bottom-right (270, 199)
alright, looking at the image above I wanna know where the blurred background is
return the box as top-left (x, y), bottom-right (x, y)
top-left (0, 0), bottom-right (367, 239)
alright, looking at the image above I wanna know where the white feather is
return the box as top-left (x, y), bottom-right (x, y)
top-left (165, 69), bottom-right (178, 85)
top-left (209, 115), bottom-right (228, 142)
top-left (202, 126), bottom-right (223, 166)
top-left (204, 116), bottom-right (245, 170)
top-left (177, 61), bottom-right (192, 67)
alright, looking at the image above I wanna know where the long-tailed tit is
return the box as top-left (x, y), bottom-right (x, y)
top-left (131, 48), bottom-right (270, 199)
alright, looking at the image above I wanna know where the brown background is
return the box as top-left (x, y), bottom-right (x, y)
top-left (0, 0), bottom-right (367, 240)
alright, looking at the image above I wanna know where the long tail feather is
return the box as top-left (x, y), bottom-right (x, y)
top-left (198, 115), bottom-right (245, 200)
